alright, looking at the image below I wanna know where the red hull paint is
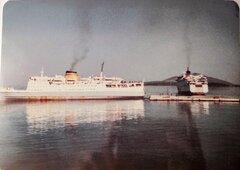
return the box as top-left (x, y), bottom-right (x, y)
top-left (3, 96), bottom-right (144, 102)
top-left (178, 91), bottom-right (207, 96)
top-left (191, 92), bottom-right (207, 95)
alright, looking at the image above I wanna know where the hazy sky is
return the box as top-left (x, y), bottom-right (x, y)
top-left (2, 0), bottom-right (240, 86)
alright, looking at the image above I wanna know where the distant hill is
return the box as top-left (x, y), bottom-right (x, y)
top-left (145, 74), bottom-right (240, 87)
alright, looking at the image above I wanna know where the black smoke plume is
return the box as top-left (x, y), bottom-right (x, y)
top-left (184, 20), bottom-right (192, 69)
top-left (69, 0), bottom-right (92, 71)
top-left (183, 1), bottom-right (202, 69)
top-left (183, 2), bottom-right (199, 69)
top-left (70, 48), bottom-right (89, 71)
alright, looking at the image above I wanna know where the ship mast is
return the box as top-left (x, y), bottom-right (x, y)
top-left (100, 62), bottom-right (104, 78)
top-left (40, 67), bottom-right (44, 77)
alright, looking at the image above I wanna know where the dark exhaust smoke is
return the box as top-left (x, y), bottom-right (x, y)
top-left (184, 20), bottom-right (192, 68)
top-left (183, 4), bottom-right (198, 69)
top-left (70, 48), bottom-right (89, 71)
top-left (69, 0), bottom-right (92, 71)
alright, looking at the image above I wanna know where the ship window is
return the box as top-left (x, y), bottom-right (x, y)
top-left (196, 85), bottom-right (202, 87)
top-left (136, 84), bottom-right (141, 87)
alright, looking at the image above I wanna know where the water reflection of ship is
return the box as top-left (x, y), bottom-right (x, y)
top-left (175, 102), bottom-right (206, 169)
top-left (6, 100), bottom-right (210, 169)
top-left (179, 101), bottom-right (209, 115)
top-left (69, 102), bottom-right (208, 169)
top-left (26, 100), bottom-right (144, 133)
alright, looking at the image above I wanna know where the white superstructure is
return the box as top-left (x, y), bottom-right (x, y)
top-left (176, 68), bottom-right (208, 95)
top-left (0, 65), bottom-right (144, 100)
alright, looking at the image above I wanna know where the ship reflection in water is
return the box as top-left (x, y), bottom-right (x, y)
top-left (0, 100), bottom-right (240, 170)
top-left (26, 100), bottom-right (144, 134)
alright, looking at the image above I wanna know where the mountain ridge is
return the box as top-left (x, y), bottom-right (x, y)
top-left (145, 73), bottom-right (239, 87)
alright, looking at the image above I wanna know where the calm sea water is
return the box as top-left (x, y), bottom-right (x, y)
top-left (0, 87), bottom-right (239, 170)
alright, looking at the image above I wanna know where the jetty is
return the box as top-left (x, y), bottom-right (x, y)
top-left (149, 95), bottom-right (240, 102)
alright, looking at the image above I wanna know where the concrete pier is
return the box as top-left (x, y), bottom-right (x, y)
top-left (149, 95), bottom-right (240, 102)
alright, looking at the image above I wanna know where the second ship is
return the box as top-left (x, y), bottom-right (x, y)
top-left (176, 68), bottom-right (208, 95)
top-left (0, 63), bottom-right (144, 100)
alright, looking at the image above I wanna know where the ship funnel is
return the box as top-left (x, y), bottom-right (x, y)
top-left (186, 67), bottom-right (191, 75)
top-left (65, 71), bottom-right (80, 81)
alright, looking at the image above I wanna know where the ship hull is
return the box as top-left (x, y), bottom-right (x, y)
top-left (0, 90), bottom-right (144, 101)
top-left (177, 81), bottom-right (208, 96)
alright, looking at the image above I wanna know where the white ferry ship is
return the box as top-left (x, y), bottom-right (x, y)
top-left (0, 64), bottom-right (144, 100)
top-left (176, 68), bottom-right (208, 95)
